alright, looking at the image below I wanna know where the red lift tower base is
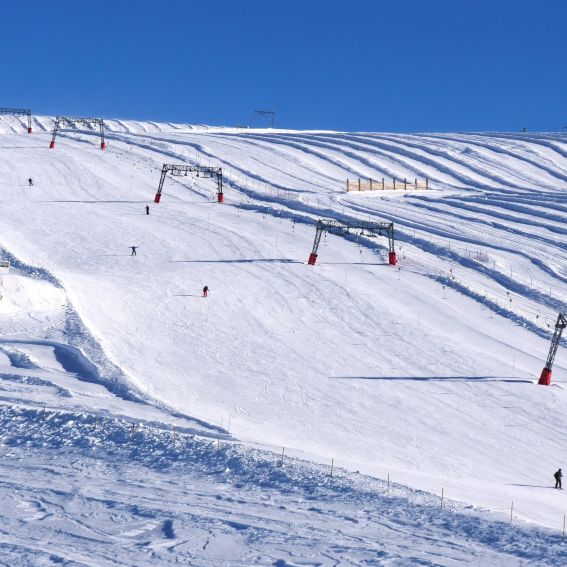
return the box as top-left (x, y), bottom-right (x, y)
top-left (308, 253), bottom-right (318, 265)
top-left (154, 193), bottom-right (162, 204)
top-left (27, 127), bottom-right (32, 134)
top-left (217, 192), bottom-right (224, 203)
top-left (388, 252), bottom-right (397, 265)
top-left (538, 367), bottom-right (552, 385)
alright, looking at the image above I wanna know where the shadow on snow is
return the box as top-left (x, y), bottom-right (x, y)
top-left (331, 375), bottom-right (533, 383)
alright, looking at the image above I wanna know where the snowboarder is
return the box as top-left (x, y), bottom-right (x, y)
top-left (28, 178), bottom-right (33, 186)
top-left (202, 285), bottom-right (209, 298)
top-left (130, 246), bottom-right (138, 256)
top-left (555, 468), bottom-right (562, 489)
top-left (145, 205), bottom-right (150, 215)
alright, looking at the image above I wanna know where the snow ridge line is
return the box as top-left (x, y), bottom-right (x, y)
top-left (341, 200), bottom-right (566, 313)
top-left (423, 197), bottom-right (567, 239)
top-left (431, 275), bottom-right (567, 349)
top-left (456, 192), bottom-right (567, 219)
top-left (236, 197), bottom-right (566, 341)
top-left (0, 244), bottom-right (63, 288)
top-left (0, 243), bottom-right (221, 433)
top-left (115, 130), bottom-right (566, 336)
top-left (434, 132), bottom-right (567, 164)
top-left (247, 131), bottom-right (511, 190)
top-left (67, 309), bottom-right (228, 434)
top-left (2, 403), bottom-right (566, 565)
top-left (395, 229), bottom-right (567, 320)
top-left (396, 132), bottom-right (567, 185)
top-left (0, 242), bottom-right (139, 401)
top-left (0, 373), bottom-right (70, 398)
top-left (394, 200), bottom-right (567, 285)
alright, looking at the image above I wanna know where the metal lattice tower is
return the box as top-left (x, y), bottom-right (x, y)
top-left (49, 116), bottom-right (106, 150)
top-left (250, 110), bottom-right (275, 128)
top-left (0, 108), bottom-right (32, 133)
top-left (538, 313), bottom-right (567, 385)
top-left (307, 219), bottom-right (396, 266)
top-left (154, 164), bottom-right (224, 203)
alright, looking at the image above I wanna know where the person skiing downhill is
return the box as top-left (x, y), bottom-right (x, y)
top-left (555, 468), bottom-right (563, 489)
top-left (145, 205), bottom-right (150, 215)
top-left (130, 246), bottom-right (138, 256)
top-left (28, 178), bottom-right (33, 186)
top-left (202, 285), bottom-right (209, 298)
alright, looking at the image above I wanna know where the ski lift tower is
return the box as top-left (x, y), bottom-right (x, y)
top-left (154, 164), bottom-right (224, 203)
top-left (250, 110), bottom-right (275, 128)
top-left (538, 313), bottom-right (567, 385)
top-left (307, 219), bottom-right (396, 266)
top-left (0, 108), bottom-right (32, 133)
top-left (49, 116), bottom-right (106, 149)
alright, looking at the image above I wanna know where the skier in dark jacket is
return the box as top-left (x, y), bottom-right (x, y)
top-left (145, 205), bottom-right (150, 215)
top-left (555, 468), bottom-right (562, 489)
top-left (202, 285), bottom-right (209, 298)
top-left (130, 246), bottom-right (138, 256)
top-left (28, 178), bottom-right (33, 186)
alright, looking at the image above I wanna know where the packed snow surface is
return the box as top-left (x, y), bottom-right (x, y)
top-left (1, 114), bottom-right (567, 564)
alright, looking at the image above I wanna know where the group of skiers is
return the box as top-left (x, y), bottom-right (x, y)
top-left (131, 204), bottom-right (209, 298)
top-left (24, 184), bottom-right (212, 294)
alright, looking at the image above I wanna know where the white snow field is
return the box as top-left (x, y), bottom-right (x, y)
top-left (0, 114), bottom-right (567, 565)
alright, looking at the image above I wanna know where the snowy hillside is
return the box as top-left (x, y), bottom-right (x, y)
top-left (1, 114), bottom-right (567, 564)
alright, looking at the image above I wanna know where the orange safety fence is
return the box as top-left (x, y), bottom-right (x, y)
top-left (346, 178), bottom-right (429, 192)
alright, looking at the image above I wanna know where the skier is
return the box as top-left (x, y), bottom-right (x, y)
top-left (130, 246), bottom-right (138, 256)
top-left (28, 178), bottom-right (33, 186)
top-left (145, 205), bottom-right (150, 215)
top-left (555, 468), bottom-right (563, 489)
top-left (202, 285), bottom-right (209, 298)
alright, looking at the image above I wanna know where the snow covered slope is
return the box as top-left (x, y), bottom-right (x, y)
top-left (1, 115), bottom-right (567, 555)
top-left (3, 404), bottom-right (567, 566)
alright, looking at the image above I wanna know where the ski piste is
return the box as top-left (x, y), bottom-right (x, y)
top-left (1, 115), bottom-right (567, 564)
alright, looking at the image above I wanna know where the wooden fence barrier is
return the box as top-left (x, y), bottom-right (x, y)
top-left (346, 177), bottom-right (429, 192)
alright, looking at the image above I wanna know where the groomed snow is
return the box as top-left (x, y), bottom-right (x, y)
top-left (2, 405), bottom-right (566, 566)
top-left (1, 114), bottom-right (567, 563)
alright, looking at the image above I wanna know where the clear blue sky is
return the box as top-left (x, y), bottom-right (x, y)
top-left (2, 0), bottom-right (566, 132)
